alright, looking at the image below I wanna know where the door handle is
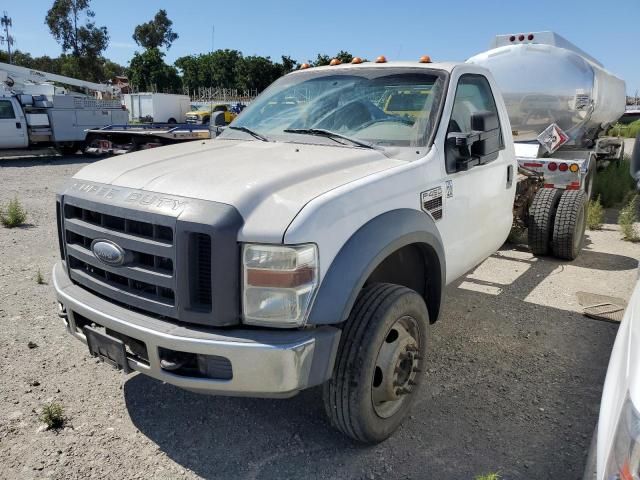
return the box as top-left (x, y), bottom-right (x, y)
top-left (506, 164), bottom-right (514, 188)
top-left (16, 122), bottom-right (21, 129)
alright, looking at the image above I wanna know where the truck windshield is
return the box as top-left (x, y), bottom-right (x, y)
top-left (220, 68), bottom-right (445, 151)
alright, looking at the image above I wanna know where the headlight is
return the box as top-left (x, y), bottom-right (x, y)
top-left (242, 244), bottom-right (318, 327)
top-left (604, 396), bottom-right (640, 480)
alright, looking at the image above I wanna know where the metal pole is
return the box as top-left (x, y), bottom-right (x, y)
top-left (211, 25), bottom-right (215, 53)
top-left (1, 12), bottom-right (13, 64)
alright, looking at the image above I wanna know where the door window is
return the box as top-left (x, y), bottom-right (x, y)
top-left (0, 100), bottom-right (16, 119)
top-left (446, 75), bottom-right (502, 172)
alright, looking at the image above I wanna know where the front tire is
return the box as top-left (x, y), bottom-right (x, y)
top-left (323, 283), bottom-right (428, 443)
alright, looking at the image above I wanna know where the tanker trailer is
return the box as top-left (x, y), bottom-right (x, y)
top-left (468, 31), bottom-right (626, 198)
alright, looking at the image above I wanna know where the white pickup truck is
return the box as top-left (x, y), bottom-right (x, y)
top-left (52, 42), bottom-right (619, 442)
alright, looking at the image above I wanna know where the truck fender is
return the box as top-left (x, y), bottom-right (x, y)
top-left (307, 208), bottom-right (445, 325)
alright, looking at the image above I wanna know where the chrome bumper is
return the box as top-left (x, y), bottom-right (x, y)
top-left (53, 262), bottom-right (340, 398)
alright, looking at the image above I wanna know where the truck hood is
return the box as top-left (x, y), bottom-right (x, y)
top-left (74, 138), bottom-right (404, 241)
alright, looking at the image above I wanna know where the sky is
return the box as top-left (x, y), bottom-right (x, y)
top-left (3, 0), bottom-right (640, 94)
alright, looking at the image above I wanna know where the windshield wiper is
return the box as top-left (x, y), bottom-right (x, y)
top-left (283, 128), bottom-right (380, 150)
top-left (228, 125), bottom-right (270, 142)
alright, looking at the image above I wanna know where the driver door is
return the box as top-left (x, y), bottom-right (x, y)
top-left (435, 70), bottom-right (516, 280)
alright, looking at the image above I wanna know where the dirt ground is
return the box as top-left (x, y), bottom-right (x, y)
top-left (0, 155), bottom-right (639, 480)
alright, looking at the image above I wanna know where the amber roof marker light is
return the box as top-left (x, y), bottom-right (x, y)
top-left (299, 63), bottom-right (311, 69)
top-left (375, 55), bottom-right (387, 63)
top-left (351, 57), bottom-right (363, 64)
top-left (419, 55), bottom-right (432, 63)
top-left (329, 58), bottom-right (342, 66)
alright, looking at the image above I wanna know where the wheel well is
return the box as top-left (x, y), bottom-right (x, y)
top-left (364, 243), bottom-right (442, 323)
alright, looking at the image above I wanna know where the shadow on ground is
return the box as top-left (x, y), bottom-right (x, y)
top-left (0, 155), bottom-right (93, 168)
top-left (123, 244), bottom-right (629, 479)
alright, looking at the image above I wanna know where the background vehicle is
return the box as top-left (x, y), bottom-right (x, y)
top-left (468, 31), bottom-right (625, 200)
top-left (583, 137), bottom-right (640, 479)
top-left (0, 62), bottom-right (127, 154)
top-left (52, 32), bottom-right (624, 444)
top-left (186, 103), bottom-right (236, 125)
top-left (123, 93), bottom-right (191, 124)
top-left (84, 123), bottom-right (211, 155)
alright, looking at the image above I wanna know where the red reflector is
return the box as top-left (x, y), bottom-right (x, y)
top-left (246, 267), bottom-right (314, 288)
top-left (518, 34), bottom-right (525, 41)
top-left (543, 184), bottom-right (555, 188)
top-left (548, 162), bottom-right (558, 171)
top-left (565, 185), bottom-right (580, 190)
top-left (509, 35), bottom-right (516, 42)
top-left (559, 163), bottom-right (568, 172)
top-left (528, 34), bottom-right (534, 41)
top-left (523, 162), bottom-right (543, 168)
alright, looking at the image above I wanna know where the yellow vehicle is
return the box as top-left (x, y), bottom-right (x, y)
top-left (383, 89), bottom-right (431, 120)
top-left (186, 104), bottom-right (236, 125)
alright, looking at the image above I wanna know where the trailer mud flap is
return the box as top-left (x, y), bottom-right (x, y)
top-left (83, 326), bottom-right (131, 373)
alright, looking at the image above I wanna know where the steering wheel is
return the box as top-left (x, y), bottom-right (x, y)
top-left (316, 100), bottom-right (375, 131)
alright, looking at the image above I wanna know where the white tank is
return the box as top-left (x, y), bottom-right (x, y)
top-left (467, 32), bottom-right (625, 146)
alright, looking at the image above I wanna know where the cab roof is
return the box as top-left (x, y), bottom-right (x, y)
top-left (288, 61), bottom-right (461, 75)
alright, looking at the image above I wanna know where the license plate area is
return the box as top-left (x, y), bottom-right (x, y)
top-left (83, 326), bottom-right (131, 373)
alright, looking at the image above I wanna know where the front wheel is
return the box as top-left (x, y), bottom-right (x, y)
top-left (323, 283), bottom-right (428, 443)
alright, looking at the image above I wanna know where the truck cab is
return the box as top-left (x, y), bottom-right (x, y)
top-left (0, 95), bottom-right (28, 148)
top-left (54, 59), bottom-right (516, 443)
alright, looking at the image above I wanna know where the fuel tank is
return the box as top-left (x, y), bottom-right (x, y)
top-left (467, 32), bottom-right (625, 146)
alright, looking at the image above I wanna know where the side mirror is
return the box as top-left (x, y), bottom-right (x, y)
top-left (631, 133), bottom-right (640, 190)
top-left (446, 111), bottom-right (501, 171)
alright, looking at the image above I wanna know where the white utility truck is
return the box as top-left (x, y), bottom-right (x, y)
top-left (0, 62), bottom-right (128, 154)
top-left (52, 32), bottom-right (625, 443)
top-left (123, 93), bottom-right (191, 124)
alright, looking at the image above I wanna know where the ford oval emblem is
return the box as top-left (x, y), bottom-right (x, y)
top-left (91, 239), bottom-right (126, 266)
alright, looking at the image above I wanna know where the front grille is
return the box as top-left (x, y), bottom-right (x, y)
top-left (191, 233), bottom-right (212, 310)
top-left (62, 200), bottom-right (178, 318)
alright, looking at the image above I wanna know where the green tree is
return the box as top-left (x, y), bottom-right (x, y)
top-left (45, 0), bottom-right (109, 81)
top-left (129, 47), bottom-right (180, 92)
top-left (132, 9), bottom-right (178, 50)
top-left (280, 55), bottom-right (298, 75)
top-left (313, 54), bottom-right (331, 67)
top-left (45, 0), bottom-right (108, 57)
top-left (335, 50), bottom-right (354, 64)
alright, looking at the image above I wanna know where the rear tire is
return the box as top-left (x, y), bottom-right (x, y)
top-left (551, 190), bottom-right (587, 260)
top-left (323, 283), bottom-right (428, 443)
top-left (527, 188), bottom-right (563, 256)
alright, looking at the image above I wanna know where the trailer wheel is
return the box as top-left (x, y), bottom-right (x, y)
top-left (57, 142), bottom-right (80, 155)
top-left (323, 283), bottom-right (428, 443)
top-left (551, 190), bottom-right (587, 260)
top-left (527, 188), bottom-right (563, 256)
top-left (584, 161), bottom-right (596, 200)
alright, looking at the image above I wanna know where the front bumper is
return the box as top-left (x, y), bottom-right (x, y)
top-left (185, 117), bottom-right (203, 124)
top-left (53, 262), bottom-right (340, 398)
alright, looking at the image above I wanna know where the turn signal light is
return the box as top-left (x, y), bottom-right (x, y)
top-left (299, 63), bottom-right (311, 69)
top-left (351, 57), bottom-right (363, 64)
top-left (419, 55), bottom-right (432, 63)
top-left (329, 58), bottom-right (341, 66)
top-left (569, 163), bottom-right (579, 173)
top-left (375, 55), bottom-right (387, 63)
top-left (559, 163), bottom-right (568, 172)
top-left (548, 162), bottom-right (558, 171)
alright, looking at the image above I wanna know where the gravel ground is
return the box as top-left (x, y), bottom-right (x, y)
top-left (0, 155), bottom-right (639, 480)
